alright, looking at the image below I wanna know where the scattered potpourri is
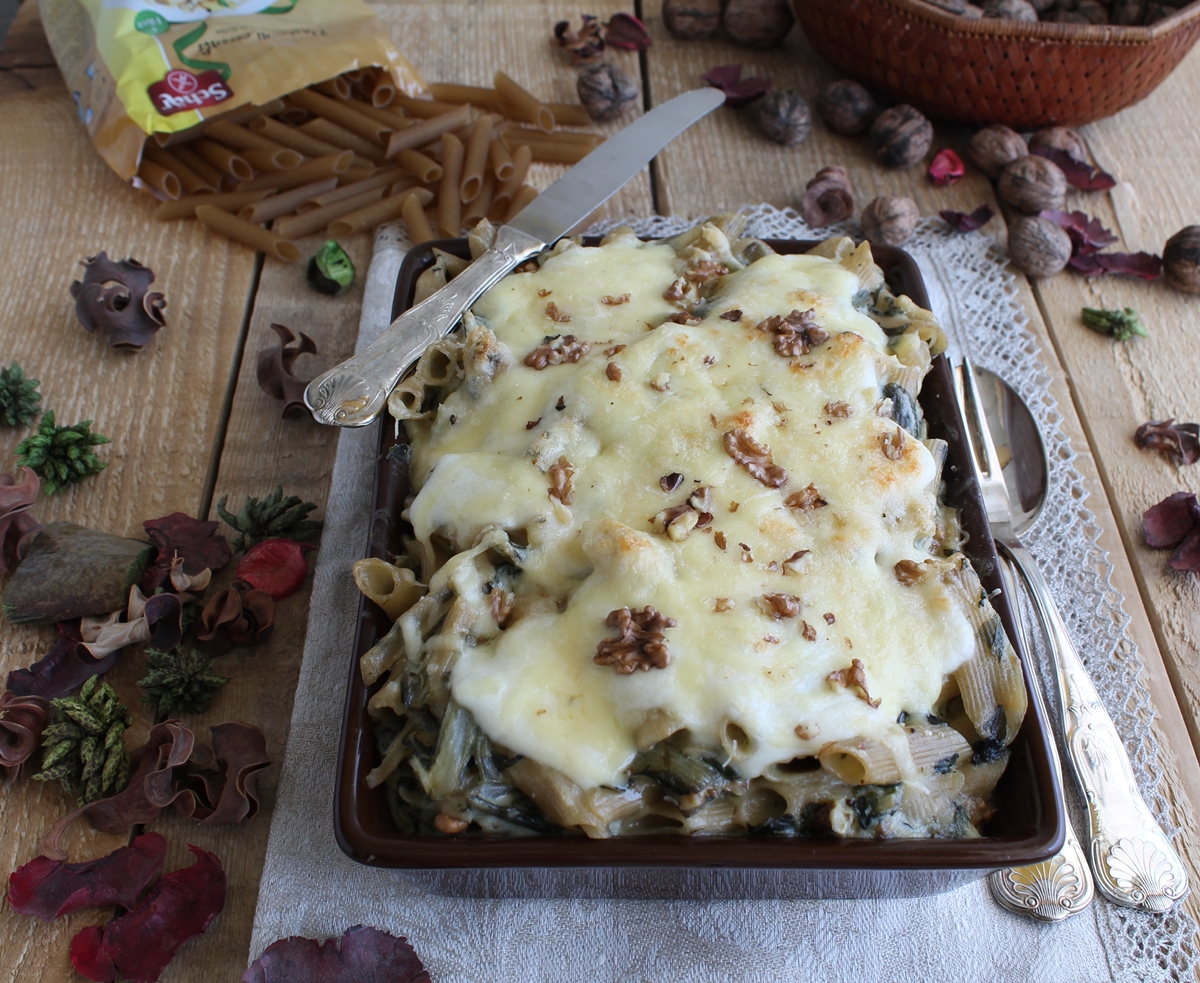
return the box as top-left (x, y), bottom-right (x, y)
top-left (244, 926), bottom-right (432, 983)
top-left (552, 12), bottom-right (650, 63)
top-left (80, 587), bottom-right (184, 658)
top-left (939, 204), bottom-right (995, 232)
top-left (927, 148), bottom-right (965, 186)
top-left (236, 538), bottom-right (318, 601)
top-left (70, 253), bottom-right (167, 352)
top-left (15, 411), bottom-right (110, 495)
top-left (5, 620), bottom-right (120, 701)
top-left (1037, 210), bottom-right (1163, 279)
top-left (141, 512), bottom-right (232, 593)
top-left (0, 362), bottom-right (42, 427)
top-left (701, 63), bottom-right (772, 106)
top-left (0, 689), bottom-right (50, 778)
top-left (1069, 252), bottom-right (1163, 279)
top-left (256, 324), bottom-right (319, 420)
top-left (1081, 306), bottom-right (1148, 341)
top-left (1143, 492), bottom-right (1200, 572)
top-left (198, 584), bottom-right (275, 655)
top-left (1135, 420), bottom-right (1200, 465)
top-left (138, 647), bottom-right (230, 718)
top-left (0, 467), bottom-right (43, 574)
top-left (307, 240), bottom-right (356, 296)
top-left (217, 486), bottom-right (324, 551)
top-left (32, 675), bottom-right (132, 805)
top-left (1029, 145), bottom-right (1116, 192)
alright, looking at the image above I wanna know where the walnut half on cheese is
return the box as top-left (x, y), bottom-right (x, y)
top-left (366, 221), bottom-right (1027, 841)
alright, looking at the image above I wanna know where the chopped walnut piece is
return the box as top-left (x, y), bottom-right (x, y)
top-left (801, 620), bottom-right (817, 641)
top-left (714, 597), bottom-right (734, 612)
top-left (490, 589), bottom-right (515, 628)
top-left (515, 260), bottom-right (539, 273)
top-left (689, 485), bottom-right (714, 514)
top-left (785, 484), bottom-right (827, 511)
top-left (525, 334), bottom-right (590, 369)
top-left (723, 429), bottom-right (787, 487)
top-left (823, 612), bottom-right (836, 625)
top-left (663, 277), bottom-right (691, 302)
top-left (525, 417), bottom-right (542, 430)
top-left (604, 344), bottom-right (626, 356)
top-left (720, 309), bottom-right (743, 322)
top-left (740, 544), bottom-right (753, 563)
top-left (795, 721), bottom-right (820, 740)
top-left (881, 429), bottom-right (905, 460)
top-left (824, 401), bottom-right (852, 419)
top-left (548, 456), bottom-right (574, 506)
top-left (782, 549), bottom-right (811, 574)
top-left (714, 530), bottom-right (727, 551)
top-left (594, 605), bottom-right (677, 674)
top-left (650, 372), bottom-right (672, 390)
top-left (827, 658), bottom-right (881, 708)
top-left (761, 593), bottom-right (801, 619)
top-left (894, 559), bottom-right (932, 586)
top-left (606, 362), bottom-right (623, 382)
top-left (665, 312), bottom-right (701, 326)
top-left (660, 472), bottom-right (684, 492)
top-left (434, 813), bottom-right (470, 834)
top-left (538, 288), bottom-right (552, 297)
top-left (555, 395), bottom-right (566, 411)
top-left (685, 259), bottom-right (729, 285)
top-left (756, 309), bottom-right (829, 358)
top-left (601, 293), bottom-right (630, 305)
top-left (729, 500), bottom-right (740, 512)
top-left (545, 301), bottom-right (571, 323)
top-left (653, 504), bottom-right (698, 541)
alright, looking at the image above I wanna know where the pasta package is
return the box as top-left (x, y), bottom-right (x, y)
top-left (36, 0), bottom-right (423, 182)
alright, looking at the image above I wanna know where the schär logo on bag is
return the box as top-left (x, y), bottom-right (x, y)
top-left (147, 69), bottom-right (233, 116)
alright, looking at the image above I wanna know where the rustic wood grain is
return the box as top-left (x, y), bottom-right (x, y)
top-left (0, 1), bottom-right (59, 97)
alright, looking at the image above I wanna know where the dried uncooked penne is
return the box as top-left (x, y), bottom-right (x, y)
top-left (428, 82), bottom-right (501, 104)
top-left (392, 149), bottom-right (442, 184)
top-left (463, 170), bottom-right (496, 226)
top-left (402, 191), bottom-right (437, 246)
top-left (298, 118), bottom-right (386, 164)
top-left (288, 88), bottom-right (392, 145)
top-left (488, 136), bottom-right (514, 182)
top-left (170, 143), bottom-right (228, 191)
top-left (547, 102), bottom-right (592, 127)
top-left (344, 100), bottom-right (411, 131)
top-left (460, 116), bottom-right (492, 204)
top-left (239, 151), bottom-right (353, 192)
top-left (193, 138), bottom-right (253, 181)
top-left (155, 189), bottom-right (274, 221)
top-left (203, 119), bottom-right (282, 153)
top-left (506, 139), bottom-right (593, 165)
top-left (241, 147), bottom-right (303, 173)
top-left (238, 177), bottom-right (339, 224)
top-left (394, 93), bottom-right (464, 119)
top-left (385, 105), bottom-right (471, 157)
top-left (328, 187), bottom-right (434, 236)
top-left (250, 117), bottom-right (344, 159)
top-left (314, 75), bottom-right (352, 100)
top-left (142, 145), bottom-right (215, 194)
top-left (493, 71), bottom-right (554, 132)
top-left (136, 159), bottom-right (181, 199)
top-left (301, 167), bottom-right (405, 211)
top-left (151, 97), bottom-right (286, 148)
top-left (438, 132), bottom-right (465, 237)
top-left (491, 144), bottom-right (532, 213)
top-left (504, 184), bottom-right (539, 222)
top-left (195, 205), bottom-right (300, 262)
top-left (274, 186), bottom-right (386, 239)
top-left (366, 71), bottom-right (397, 108)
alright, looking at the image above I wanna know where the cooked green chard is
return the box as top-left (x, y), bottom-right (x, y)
top-left (307, 240), bottom-right (355, 296)
top-left (631, 740), bottom-right (731, 798)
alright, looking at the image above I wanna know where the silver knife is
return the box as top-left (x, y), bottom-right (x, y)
top-left (304, 87), bottom-right (725, 427)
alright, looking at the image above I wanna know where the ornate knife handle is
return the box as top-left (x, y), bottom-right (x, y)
top-left (304, 224), bottom-right (545, 428)
top-left (1003, 539), bottom-right (1189, 912)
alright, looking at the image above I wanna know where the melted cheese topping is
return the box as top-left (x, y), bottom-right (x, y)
top-left (405, 235), bottom-right (975, 790)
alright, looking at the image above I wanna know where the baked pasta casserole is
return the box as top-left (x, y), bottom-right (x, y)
top-left (355, 218), bottom-right (1029, 840)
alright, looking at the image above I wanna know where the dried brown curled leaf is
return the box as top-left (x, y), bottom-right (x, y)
top-left (0, 689), bottom-right (51, 778)
top-left (1135, 419), bottom-right (1200, 465)
top-left (801, 166), bottom-right (854, 228)
top-left (0, 467), bottom-right (43, 575)
top-left (256, 324), bottom-right (318, 420)
top-left (70, 253), bottom-right (167, 351)
top-left (197, 583), bottom-right (275, 656)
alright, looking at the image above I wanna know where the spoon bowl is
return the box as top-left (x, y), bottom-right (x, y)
top-left (974, 367), bottom-right (1049, 537)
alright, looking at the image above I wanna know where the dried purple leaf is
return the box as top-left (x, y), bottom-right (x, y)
top-left (141, 513), bottom-right (231, 593)
top-left (1135, 420), bottom-right (1200, 465)
top-left (1143, 491), bottom-right (1199, 550)
top-left (1067, 252), bottom-right (1163, 280)
top-left (1170, 528), bottom-right (1200, 573)
top-left (604, 12), bottom-right (651, 50)
top-left (6, 621), bottom-right (121, 701)
top-left (940, 205), bottom-right (995, 232)
top-left (244, 926), bottom-right (431, 983)
top-left (701, 64), bottom-right (772, 106)
top-left (70, 253), bottom-right (167, 351)
top-left (256, 323), bottom-right (318, 420)
top-left (1038, 210), bottom-right (1118, 255)
top-left (1029, 145), bottom-right (1116, 191)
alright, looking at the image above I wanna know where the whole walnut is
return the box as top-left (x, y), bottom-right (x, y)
top-left (982, 0), bottom-right (1039, 19)
top-left (869, 104), bottom-right (933, 168)
top-left (968, 124), bottom-right (1027, 178)
top-left (1008, 216), bottom-right (1073, 279)
top-left (752, 90), bottom-right (811, 146)
top-left (1029, 126), bottom-right (1088, 162)
top-left (577, 63), bottom-right (638, 121)
top-left (722, 0), bottom-right (795, 47)
top-left (860, 196), bottom-right (920, 246)
top-left (801, 166), bottom-right (854, 228)
top-left (815, 80), bottom-right (878, 136)
top-left (998, 155), bottom-right (1067, 213)
top-left (1163, 226), bottom-right (1200, 294)
top-left (663, 0), bottom-right (722, 39)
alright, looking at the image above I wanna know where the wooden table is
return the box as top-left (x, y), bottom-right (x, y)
top-left (3, 1), bottom-right (1200, 978)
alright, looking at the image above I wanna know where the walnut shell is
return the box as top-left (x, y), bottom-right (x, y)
top-left (869, 104), bottom-right (933, 168)
top-left (722, 0), bottom-right (795, 47)
top-left (967, 124), bottom-right (1028, 178)
top-left (801, 166), bottom-right (854, 228)
top-left (997, 155), bottom-right (1067, 213)
top-left (752, 90), bottom-right (811, 146)
top-left (1164, 226), bottom-right (1200, 294)
top-left (982, 0), bottom-right (1038, 19)
top-left (663, 0), bottom-right (722, 39)
top-left (860, 196), bottom-right (920, 246)
top-left (815, 80), bottom-right (878, 136)
top-left (1008, 216), bottom-right (1072, 279)
top-left (577, 62), bottom-right (638, 121)
top-left (1029, 126), bottom-right (1088, 162)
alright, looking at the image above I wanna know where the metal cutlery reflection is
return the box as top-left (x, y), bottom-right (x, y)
top-left (957, 359), bottom-right (1188, 914)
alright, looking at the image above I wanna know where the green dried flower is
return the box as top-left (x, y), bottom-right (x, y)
top-left (1082, 306), bottom-right (1148, 342)
top-left (216, 486), bottom-right (323, 552)
top-left (138, 646), bottom-right (229, 719)
top-left (33, 675), bottom-right (131, 804)
top-left (16, 410), bottom-right (110, 495)
top-left (307, 240), bottom-right (355, 296)
top-left (0, 362), bottom-right (41, 427)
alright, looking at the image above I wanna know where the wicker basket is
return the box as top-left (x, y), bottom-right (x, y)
top-left (793, 0), bottom-right (1200, 127)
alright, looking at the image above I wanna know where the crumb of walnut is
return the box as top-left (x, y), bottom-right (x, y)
top-left (824, 401), bottom-right (852, 419)
top-left (761, 592), bottom-right (801, 619)
top-left (785, 484), bottom-right (826, 511)
top-left (594, 605), bottom-right (677, 673)
top-left (782, 549), bottom-right (811, 574)
top-left (650, 373), bottom-right (672, 391)
top-left (714, 530), bottom-right (727, 551)
top-left (740, 543), bottom-right (753, 563)
top-left (606, 362), bottom-right (623, 382)
top-left (555, 395), bottom-right (566, 411)
top-left (653, 503), bottom-right (699, 541)
top-left (756, 308), bottom-right (829, 358)
top-left (549, 456), bottom-right (574, 505)
top-left (663, 277), bottom-right (691, 303)
top-left (723, 428), bottom-right (787, 487)
top-left (720, 308), bottom-right (743, 321)
top-left (525, 417), bottom-right (542, 430)
top-left (714, 597), bottom-right (734, 612)
top-left (794, 721), bottom-right (820, 740)
top-left (490, 589), bottom-right (515, 628)
top-left (660, 472), bottom-right (684, 492)
top-left (823, 612), bottom-right (835, 624)
top-left (434, 813), bottom-right (471, 834)
top-left (684, 259), bottom-right (729, 286)
top-left (515, 260), bottom-right (539, 273)
top-left (665, 312), bottom-right (701, 325)
top-left (894, 558), bottom-right (932, 586)
top-left (601, 293), bottom-right (630, 305)
top-left (801, 620), bottom-right (817, 641)
top-left (545, 301), bottom-right (571, 323)
top-left (827, 658), bottom-right (881, 707)
top-left (604, 344), bottom-right (626, 356)
top-left (538, 288), bottom-right (552, 297)
top-left (525, 334), bottom-right (590, 369)
top-left (881, 429), bottom-right (905, 461)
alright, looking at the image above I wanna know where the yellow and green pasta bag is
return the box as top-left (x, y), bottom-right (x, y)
top-left (37, 0), bottom-right (423, 181)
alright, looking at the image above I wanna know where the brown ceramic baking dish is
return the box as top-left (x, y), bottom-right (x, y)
top-left (334, 236), bottom-right (1065, 897)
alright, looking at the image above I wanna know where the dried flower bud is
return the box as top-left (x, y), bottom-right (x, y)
top-left (1164, 226), bottom-right (1200, 294)
top-left (981, 0), bottom-right (1038, 20)
top-left (869, 104), bottom-right (933, 169)
top-left (814, 80), bottom-right (878, 136)
top-left (1029, 126), bottom-right (1088, 163)
top-left (722, 0), bottom-right (795, 47)
top-left (577, 62), bottom-right (638, 121)
top-left (801, 165), bottom-right (854, 228)
top-left (861, 196), bottom-right (920, 247)
top-left (997, 154), bottom-right (1067, 214)
top-left (967, 124), bottom-right (1027, 178)
top-left (752, 90), bottom-right (811, 146)
top-left (1008, 215), bottom-right (1072, 279)
top-left (663, 0), bottom-right (722, 39)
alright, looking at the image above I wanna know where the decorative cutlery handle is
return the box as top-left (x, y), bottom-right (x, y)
top-left (305, 224), bottom-right (545, 428)
top-left (1005, 540), bottom-right (1189, 912)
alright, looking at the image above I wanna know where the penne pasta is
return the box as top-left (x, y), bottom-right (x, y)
top-left (354, 558), bottom-right (427, 623)
top-left (237, 177), bottom-right (339, 224)
top-left (385, 104), bottom-right (472, 157)
top-left (437, 132), bottom-right (464, 237)
top-left (302, 168), bottom-right (406, 210)
top-left (402, 191), bottom-right (437, 245)
top-left (505, 126), bottom-right (604, 147)
top-left (505, 138), bottom-right (594, 164)
top-left (141, 145), bottom-right (214, 194)
top-left (488, 136), bottom-right (514, 182)
top-left (136, 159), bottom-right (181, 199)
top-left (504, 183), bottom-right (539, 222)
top-left (288, 88), bottom-right (393, 145)
top-left (394, 93), bottom-right (466, 119)
top-left (428, 83), bottom-right (501, 105)
top-left (170, 144), bottom-right (230, 191)
top-left (151, 97), bottom-right (286, 147)
top-left (195, 205), bottom-right (300, 261)
top-left (314, 75), bottom-right (352, 100)
top-left (274, 186), bottom-right (386, 239)
top-left (192, 138), bottom-right (254, 181)
top-left (491, 143), bottom-right (532, 215)
top-left (342, 100), bottom-right (411, 130)
top-left (251, 116), bottom-right (341, 158)
top-left (238, 151), bottom-right (353, 192)
top-left (298, 118), bottom-right (386, 164)
top-left (463, 169), bottom-right (496, 226)
top-left (340, 164), bottom-right (379, 183)
top-left (241, 147), bottom-right (304, 172)
top-left (547, 102), bottom-right (593, 127)
top-left (460, 116), bottom-right (492, 203)
top-left (493, 71), bottom-right (554, 133)
top-left (203, 119), bottom-right (282, 153)
top-left (366, 71), bottom-right (397, 108)
top-left (393, 149), bottom-right (443, 184)
top-left (328, 187), bottom-right (435, 236)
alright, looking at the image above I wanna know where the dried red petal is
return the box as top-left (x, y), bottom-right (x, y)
top-left (1030, 145), bottom-right (1116, 191)
top-left (1038, 210), bottom-right (1117, 255)
top-left (940, 205), bottom-right (994, 232)
top-left (6, 621), bottom-right (121, 701)
top-left (244, 926), bottom-right (431, 983)
top-left (8, 833), bottom-right (166, 921)
top-left (70, 925), bottom-right (117, 983)
top-left (701, 64), bottom-right (771, 106)
top-left (141, 513), bottom-right (232, 593)
top-left (604, 12), bottom-right (651, 50)
top-left (1170, 528), bottom-right (1200, 573)
top-left (928, 148), bottom-right (964, 187)
top-left (83, 845), bottom-right (226, 983)
top-left (235, 538), bottom-right (316, 600)
top-left (1068, 251), bottom-right (1163, 280)
top-left (1144, 492), bottom-right (1199, 549)
top-left (1135, 419), bottom-right (1200, 465)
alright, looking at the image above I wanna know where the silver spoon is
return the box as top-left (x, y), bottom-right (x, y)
top-left (969, 365), bottom-right (1189, 914)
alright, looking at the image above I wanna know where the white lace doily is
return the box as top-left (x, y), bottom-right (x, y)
top-left (247, 206), bottom-right (1198, 982)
